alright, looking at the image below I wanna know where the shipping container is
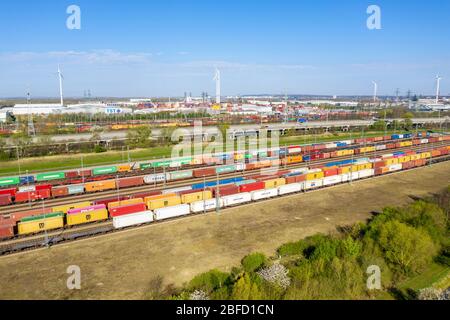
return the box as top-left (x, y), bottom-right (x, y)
top-left (154, 204), bottom-right (190, 220)
top-left (190, 198), bottom-right (222, 213)
top-left (0, 194), bottom-right (12, 206)
top-left (0, 176), bottom-right (20, 187)
top-left (221, 193), bottom-right (252, 207)
top-left (19, 175), bottom-right (35, 185)
top-left (215, 165), bottom-right (237, 174)
top-left (263, 178), bottom-right (286, 189)
top-left (9, 207), bottom-right (53, 223)
top-left (209, 185), bottom-right (240, 197)
top-left (162, 186), bottom-right (192, 194)
top-left (85, 180), bottom-right (116, 192)
top-left (67, 204), bottom-right (106, 214)
top-left (67, 184), bottom-right (85, 195)
top-left (93, 196), bottom-right (128, 207)
top-left (108, 198), bottom-right (144, 210)
top-left (14, 189), bottom-right (50, 203)
top-left (52, 201), bottom-right (92, 214)
top-left (304, 179), bottom-right (324, 190)
top-left (239, 181), bottom-right (265, 193)
top-left (143, 173), bottom-right (167, 184)
top-left (146, 195), bottom-right (181, 210)
top-left (251, 188), bottom-right (278, 201)
top-left (92, 166), bottom-right (118, 176)
top-left (113, 210), bottom-right (154, 229)
top-left (181, 190), bottom-right (212, 204)
top-left (67, 208), bottom-right (109, 226)
top-left (18, 213), bottom-right (64, 235)
top-left (193, 168), bottom-right (216, 178)
top-left (18, 185), bottom-right (35, 193)
top-left (117, 164), bottom-right (132, 172)
top-left (51, 186), bottom-right (69, 198)
top-left (110, 203), bottom-right (147, 217)
top-left (169, 170), bottom-right (193, 180)
top-left (278, 183), bottom-right (303, 195)
top-left (35, 172), bottom-right (65, 182)
top-left (323, 175), bottom-right (342, 186)
top-left (388, 164), bottom-right (403, 172)
top-left (0, 225), bottom-right (14, 239)
top-left (117, 176), bottom-right (144, 189)
top-left (64, 171), bottom-right (79, 179)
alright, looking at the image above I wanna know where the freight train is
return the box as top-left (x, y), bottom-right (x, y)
top-left (0, 133), bottom-right (448, 207)
top-left (1, 146), bottom-right (449, 240)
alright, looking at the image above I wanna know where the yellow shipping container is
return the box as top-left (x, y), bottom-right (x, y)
top-left (287, 155), bottom-right (303, 164)
top-left (146, 196), bottom-right (181, 210)
top-left (181, 190), bottom-right (212, 204)
top-left (340, 166), bottom-right (351, 174)
top-left (398, 156), bottom-right (411, 163)
top-left (263, 178), bottom-right (286, 189)
top-left (108, 198), bottom-right (143, 210)
top-left (66, 209), bottom-right (109, 226)
top-left (52, 201), bottom-right (92, 214)
top-left (400, 141), bottom-right (413, 147)
top-left (410, 154), bottom-right (421, 161)
top-left (117, 164), bottom-right (132, 172)
top-left (357, 163), bottom-right (373, 171)
top-left (85, 180), bottom-right (116, 192)
top-left (18, 216), bottom-right (64, 235)
top-left (144, 193), bottom-right (177, 203)
top-left (234, 154), bottom-right (244, 160)
top-left (420, 152), bottom-right (431, 159)
top-left (385, 158), bottom-right (399, 165)
top-left (338, 150), bottom-right (354, 156)
top-left (306, 172), bottom-right (325, 181)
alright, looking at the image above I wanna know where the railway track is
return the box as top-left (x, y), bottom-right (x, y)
top-left (1, 140), bottom-right (448, 216)
top-left (1, 153), bottom-right (449, 256)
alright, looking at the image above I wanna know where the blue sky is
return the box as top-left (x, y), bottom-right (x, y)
top-left (0, 0), bottom-right (449, 98)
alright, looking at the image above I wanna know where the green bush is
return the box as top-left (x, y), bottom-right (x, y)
top-left (277, 240), bottom-right (307, 257)
top-left (187, 269), bottom-right (230, 293)
top-left (241, 252), bottom-right (267, 272)
top-left (94, 145), bottom-right (106, 153)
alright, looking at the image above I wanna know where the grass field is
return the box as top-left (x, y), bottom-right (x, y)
top-left (0, 129), bottom-right (417, 176)
top-left (0, 161), bottom-right (448, 299)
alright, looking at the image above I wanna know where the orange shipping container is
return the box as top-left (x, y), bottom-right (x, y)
top-left (108, 198), bottom-right (144, 210)
top-left (85, 180), bottom-right (116, 192)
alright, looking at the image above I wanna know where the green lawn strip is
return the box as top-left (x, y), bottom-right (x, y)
top-left (395, 263), bottom-right (449, 297)
top-left (0, 129), bottom-right (435, 176)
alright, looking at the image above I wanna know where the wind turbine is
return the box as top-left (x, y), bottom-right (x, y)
top-left (213, 68), bottom-right (221, 105)
top-left (372, 81), bottom-right (378, 103)
top-left (435, 75), bottom-right (442, 104)
top-left (57, 65), bottom-right (64, 106)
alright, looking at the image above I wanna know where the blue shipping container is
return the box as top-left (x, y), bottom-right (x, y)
top-left (19, 175), bottom-right (35, 185)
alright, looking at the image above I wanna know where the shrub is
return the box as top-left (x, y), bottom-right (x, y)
top-left (187, 269), bottom-right (230, 293)
top-left (241, 253), bottom-right (267, 272)
top-left (277, 240), bottom-right (307, 257)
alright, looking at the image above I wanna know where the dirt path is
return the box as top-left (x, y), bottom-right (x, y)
top-left (1, 162), bottom-right (449, 299)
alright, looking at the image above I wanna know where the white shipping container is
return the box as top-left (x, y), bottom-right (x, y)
top-left (339, 140), bottom-right (353, 145)
top-left (307, 169), bottom-right (322, 174)
top-left (325, 143), bottom-right (337, 149)
top-left (162, 186), bottom-right (192, 194)
top-left (278, 183), bottom-right (303, 195)
top-left (221, 193), bottom-right (252, 207)
top-left (375, 144), bottom-right (387, 151)
top-left (290, 168), bottom-right (308, 175)
top-left (288, 147), bottom-right (302, 154)
top-left (190, 198), bottom-right (222, 213)
top-left (113, 210), bottom-right (154, 229)
top-left (154, 204), bottom-right (190, 220)
top-left (388, 164), bottom-right (403, 172)
top-left (420, 139), bottom-right (429, 144)
top-left (358, 169), bottom-right (375, 178)
top-left (235, 163), bottom-right (246, 171)
top-left (340, 174), bottom-right (349, 182)
top-left (304, 179), bottom-right (324, 190)
top-left (18, 185), bottom-right (36, 192)
top-left (323, 175), bottom-right (342, 186)
top-left (251, 188), bottom-right (278, 201)
top-left (382, 154), bottom-right (394, 158)
top-left (143, 173), bottom-right (167, 184)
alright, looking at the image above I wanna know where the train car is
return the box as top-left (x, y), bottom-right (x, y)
top-left (17, 213), bottom-right (64, 235)
top-left (117, 176), bottom-right (144, 189)
top-left (251, 188), bottom-right (278, 201)
top-left (286, 155), bottom-right (303, 164)
top-left (193, 168), bottom-right (216, 178)
top-left (85, 180), bottom-right (116, 192)
top-left (190, 198), bottom-right (221, 213)
top-left (143, 173), bottom-right (167, 184)
top-left (68, 185), bottom-right (85, 195)
top-left (112, 211), bottom-right (154, 229)
top-left (305, 171), bottom-right (324, 181)
top-left (0, 188), bottom-right (17, 198)
top-left (109, 203), bottom-right (147, 217)
top-left (154, 204), bottom-right (190, 220)
top-left (215, 165), bottom-right (237, 175)
top-left (221, 193), bottom-right (252, 207)
top-left (0, 225), bottom-right (14, 239)
top-left (64, 171), bottom-right (79, 179)
top-left (92, 166), bottom-right (118, 176)
top-left (66, 208), bottom-right (109, 226)
top-left (239, 181), bottom-right (265, 193)
top-left (0, 194), bottom-right (12, 206)
top-left (9, 207), bottom-right (53, 224)
top-left (51, 186), bottom-right (69, 198)
top-left (52, 201), bottom-right (93, 214)
top-left (278, 183), bottom-right (303, 195)
top-left (169, 170), bottom-right (193, 180)
top-left (209, 185), bottom-right (240, 197)
top-left (14, 189), bottom-right (51, 203)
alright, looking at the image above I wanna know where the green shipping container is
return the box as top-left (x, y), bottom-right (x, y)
top-left (139, 163), bottom-right (153, 170)
top-left (0, 176), bottom-right (20, 187)
top-left (21, 212), bottom-right (64, 222)
top-left (92, 166), bottom-right (118, 176)
top-left (170, 170), bottom-right (193, 180)
top-left (215, 165), bottom-right (237, 174)
top-left (152, 160), bottom-right (171, 168)
top-left (36, 172), bottom-right (65, 181)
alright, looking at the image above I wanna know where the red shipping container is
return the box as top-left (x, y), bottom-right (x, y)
top-left (9, 207), bottom-right (53, 223)
top-left (65, 171), bottom-right (79, 179)
top-left (374, 168), bottom-right (385, 176)
top-left (239, 181), bottom-right (265, 193)
top-left (0, 225), bottom-right (14, 239)
top-left (35, 184), bottom-right (52, 191)
top-left (79, 169), bottom-right (92, 177)
top-left (386, 143), bottom-right (396, 149)
top-left (209, 185), bottom-right (239, 197)
top-left (255, 175), bottom-right (281, 181)
top-left (0, 194), bottom-right (12, 206)
top-left (193, 168), bottom-right (216, 178)
top-left (110, 203), bottom-right (147, 217)
top-left (373, 161), bottom-right (386, 169)
top-left (51, 186), bottom-right (69, 198)
top-left (321, 153), bottom-right (331, 159)
top-left (117, 176), bottom-right (144, 189)
top-left (94, 196), bottom-right (129, 207)
top-left (323, 168), bottom-right (339, 177)
top-left (330, 151), bottom-right (338, 158)
top-left (0, 188), bottom-right (17, 197)
top-left (310, 154), bottom-right (320, 161)
top-left (383, 136), bottom-right (391, 141)
top-left (130, 191), bottom-right (161, 199)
